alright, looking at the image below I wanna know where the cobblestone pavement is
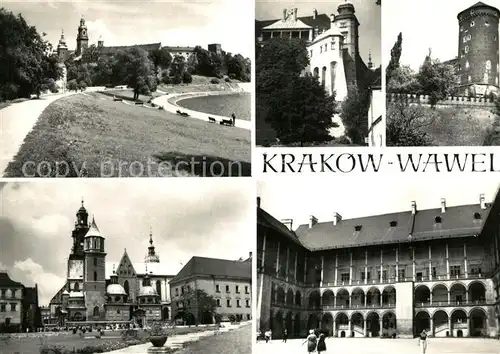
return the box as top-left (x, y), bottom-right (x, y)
top-left (175, 323), bottom-right (251, 354)
top-left (254, 337), bottom-right (500, 354)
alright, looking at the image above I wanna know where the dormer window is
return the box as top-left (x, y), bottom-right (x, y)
top-left (354, 225), bottom-right (362, 231)
top-left (389, 221), bottom-right (397, 227)
top-left (435, 216), bottom-right (442, 224)
top-left (474, 212), bottom-right (481, 220)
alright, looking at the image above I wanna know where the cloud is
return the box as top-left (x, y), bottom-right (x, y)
top-left (85, 19), bottom-right (117, 44)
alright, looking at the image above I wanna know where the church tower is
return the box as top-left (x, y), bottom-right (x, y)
top-left (83, 217), bottom-right (106, 320)
top-left (56, 30), bottom-right (68, 62)
top-left (144, 228), bottom-right (160, 263)
top-left (333, 0), bottom-right (360, 90)
top-left (457, 2), bottom-right (500, 96)
top-left (76, 16), bottom-right (89, 57)
top-left (71, 200), bottom-right (89, 258)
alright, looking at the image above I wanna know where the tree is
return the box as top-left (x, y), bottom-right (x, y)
top-left (0, 9), bottom-right (62, 100)
top-left (111, 48), bottom-right (154, 100)
top-left (182, 71), bottom-right (192, 84)
top-left (257, 38), bottom-right (335, 146)
top-left (227, 54), bottom-right (249, 82)
top-left (387, 65), bottom-right (420, 93)
top-left (181, 289), bottom-right (217, 325)
top-left (193, 46), bottom-right (214, 77)
top-left (416, 52), bottom-right (457, 106)
top-left (386, 101), bottom-right (435, 146)
top-left (67, 79), bottom-right (78, 91)
top-left (385, 33), bottom-right (402, 87)
top-left (186, 53), bottom-right (198, 74)
top-left (170, 55), bottom-right (186, 84)
top-left (149, 47), bottom-right (172, 75)
top-left (340, 87), bottom-right (371, 145)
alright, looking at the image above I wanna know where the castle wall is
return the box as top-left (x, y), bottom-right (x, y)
top-left (105, 305), bottom-right (130, 322)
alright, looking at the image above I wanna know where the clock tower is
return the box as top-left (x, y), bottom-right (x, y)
top-left (76, 16), bottom-right (89, 57)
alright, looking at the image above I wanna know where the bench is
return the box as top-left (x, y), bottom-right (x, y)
top-left (208, 117), bottom-right (217, 123)
top-left (220, 119), bottom-right (233, 126)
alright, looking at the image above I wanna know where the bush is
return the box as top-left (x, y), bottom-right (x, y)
top-left (172, 75), bottom-right (182, 85)
top-left (182, 71), bottom-right (193, 84)
top-left (210, 78), bottom-right (220, 84)
top-left (225, 77), bottom-right (231, 83)
top-left (78, 81), bottom-right (87, 91)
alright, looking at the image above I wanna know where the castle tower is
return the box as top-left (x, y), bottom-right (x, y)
top-left (145, 227), bottom-right (160, 263)
top-left (457, 2), bottom-right (500, 96)
top-left (70, 199), bottom-right (89, 257)
top-left (76, 16), bottom-right (89, 57)
top-left (56, 30), bottom-right (68, 62)
top-left (333, 0), bottom-right (360, 90)
top-left (83, 217), bottom-right (107, 320)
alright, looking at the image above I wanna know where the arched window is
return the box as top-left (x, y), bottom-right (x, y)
top-left (74, 283), bottom-right (79, 291)
top-left (156, 280), bottom-right (162, 299)
top-left (124, 280), bottom-right (129, 295)
top-left (93, 306), bottom-right (99, 317)
top-left (93, 271), bottom-right (97, 281)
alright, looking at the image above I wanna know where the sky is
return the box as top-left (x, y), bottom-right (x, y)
top-left (257, 173), bottom-right (500, 229)
top-left (255, 0), bottom-right (382, 68)
top-left (383, 0), bottom-right (500, 70)
top-left (0, 179), bottom-right (254, 306)
top-left (3, 0), bottom-right (253, 58)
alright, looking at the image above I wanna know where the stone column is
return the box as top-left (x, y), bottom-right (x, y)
top-left (395, 248), bottom-right (399, 282)
top-left (364, 250), bottom-right (368, 285)
top-left (349, 252), bottom-right (353, 286)
top-left (412, 247), bottom-right (416, 281)
top-left (379, 318), bottom-right (383, 337)
top-left (304, 255), bottom-right (308, 283)
top-left (334, 253), bottom-right (338, 286)
top-left (428, 244), bottom-right (432, 281)
top-left (464, 243), bottom-right (468, 278)
top-left (380, 249), bottom-right (383, 283)
top-left (260, 234), bottom-right (267, 269)
top-left (430, 317), bottom-right (434, 336)
top-left (363, 319), bottom-right (367, 337)
top-left (448, 317), bottom-right (453, 336)
top-left (348, 319), bottom-right (351, 336)
top-left (294, 250), bottom-right (298, 282)
top-left (286, 247), bottom-right (290, 281)
top-left (333, 320), bottom-right (337, 337)
top-left (276, 242), bottom-right (280, 276)
top-left (430, 292), bottom-right (433, 305)
top-left (364, 294), bottom-right (367, 307)
top-left (447, 291), bottom-right (451, 305)
top-left (333, 295), bottom-right (336, 308)
top-left (320, 255), bottom-right (324, 287)
top-left (446, 244), bottom-right (450, 280)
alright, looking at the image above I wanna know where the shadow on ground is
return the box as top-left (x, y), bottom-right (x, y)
top-left (153, 152), bottom-right (251, 177)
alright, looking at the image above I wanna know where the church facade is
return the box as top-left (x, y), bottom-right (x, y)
top-left (48, 202), bottom-right (176, 328)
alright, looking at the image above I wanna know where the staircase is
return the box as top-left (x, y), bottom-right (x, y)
top-left (352, 325), bottom-right (364, 337)
top-left (434, 323), bottom-right (449, 337)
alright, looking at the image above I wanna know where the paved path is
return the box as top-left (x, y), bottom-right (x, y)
top-left (0, 92), bottom-right (79, 176)
top-left (255, 337), bottom-right (500, 354)
top-left (152, 92), bottom-right (251, 130)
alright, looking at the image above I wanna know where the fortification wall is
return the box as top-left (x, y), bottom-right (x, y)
top-left (389, 93), bottom-right (496, 108)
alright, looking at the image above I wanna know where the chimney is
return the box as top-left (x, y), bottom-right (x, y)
top-left (333, 212), bottom-right (342, 226)
top-left (257, 197), bottom-right (261, 208)
top-left (441, 198), bottom-right (446, 213)
top-left (293, 8), bottom-right (298, 21)
top-left (309, 215), bottom-right (318, 228)
top-left (283, 9), bottom-right (287, 20)
top-left (313, 8), bottom-right (318, 19)
top-left (249, 251), bottom-right (253, 259)
top-left (411, 201), bottom-right (417, 215)
top-left (480, 194), bottom-right (486, 210)
top-left (281, 218), bottom-right (293, 231)
top-left (330, 13), bottom-right (335, 22)
top-left (314, 27), bottom-right (319, 37)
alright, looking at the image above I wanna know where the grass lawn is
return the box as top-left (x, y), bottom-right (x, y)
top-left (101, 89), bottom-right (164, 102)
top-left (4, 92), bottom-right (251, 177)
top-left (0, 97), bottom-right (30, 110)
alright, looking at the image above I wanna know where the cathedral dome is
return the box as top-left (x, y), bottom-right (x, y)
top-left (145, 254), bottom-right (160, 263)
top-left (138, 286), bottom-right (157, 297)
top-left (106, 284), bottom-right (127, 296)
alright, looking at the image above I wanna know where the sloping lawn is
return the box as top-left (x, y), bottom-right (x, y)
top-left (4, 93), bottom-right (250, 177)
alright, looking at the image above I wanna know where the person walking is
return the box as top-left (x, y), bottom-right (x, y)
top-left (283, 328), bottom-right (288, 343)
top-left (231, 113), bottom-right (236, 126)
top-left (302, 329), bottom-right (318, 353)
top-left (418, 329), bottom-right (428, 354)
top-left (317, 333), bottom-right (326, 353)
top-left (265, 329), bottom-right (271, 343)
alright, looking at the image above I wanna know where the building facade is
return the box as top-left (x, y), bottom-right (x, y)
top-left (48, 202), bottom-right (176, 328)
top-left (0, 273), bottom-right (40, 332)
top-left (170, 256), bottom-right (252, 325)
top-left (256, 193), bottom-right (500, 339)
top-left (457, 1), bottom-right (500, 96)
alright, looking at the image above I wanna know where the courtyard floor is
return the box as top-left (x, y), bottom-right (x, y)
top-left (254, 338), bottom-right (500, 354)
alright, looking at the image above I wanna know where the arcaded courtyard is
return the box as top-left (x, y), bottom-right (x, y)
top-left (254, 338), bottom-right (500, 354)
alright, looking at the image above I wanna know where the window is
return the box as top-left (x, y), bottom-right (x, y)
top-left (341, 273), bottom-right (350, 282)
top-left (93, 258), bottom-right (97, 266)
top-left (474, 212), bottom-right (481, 220)
top-left (331, 41), bottom-right (335, 50)
top-left (435, 216), bottom-right (442, 223)
top-left (216, 285), bottom-right (220, 293)
top-left (324, 44), bottom-right (328, 52)
top-left (465, 46), bottom-right (469, 54)
top-left (175, 288), bottom-right (179, 296)
top-left (246, 299), bottom-right (250, 307)
top-left (247, 314), bottom-right (251, 320)
top-left (245, 286), bottom-right (249, 294)
top-left (117, 309), bottom-right (120, 314)
top-left (216, 299), bottom-right (221, 307)
top-left (320, 46), bottom-right (323, 53)
top-left (468, 75), bottom-right (472, 83)
top-left (93, 271), bottom-right (97, 281)
top-left (235, 286), bottom-right (240, 293)
top-left (236, 299), bottom-right (241, 307)
top-left (341, 31), bottom-right (348, 41)
top-left (181, 286), bottom-right (184, 295)
top-left (432, 267), bottom-right (437, 278)
top-left (187, 300), bottom-right (190, 307)
top-left (93, 306), bottom-right (99, 317)
top-left (1, 290), bottom-right (5, 298)
top-left (74, 283), bottom-right (79, 291)
top-left (11, 290), bottom-right (16, 298)
top-left (226, 299), bottom-right (231, 307)
top-left (470, 267), bottom-right (482, 275)
top-left (10, 303), bottom-right (16, 311)
top-left (0, 304), bottom-right (5, 312)
top-left (465, 61), bottom-right (469, 69)
top-left (310, 50), bottom-right (313, 57)
top-left (354, 225), bottom-right (362, 231)
top-left (398, 269), bottom-right (406, 280)
top-left (226, 285), bottom-right (230, 293)
top-left (471, 21), bottom-right (475, 27)
top-left (450, 265), bottom-right (461, 277)
top-left (389, 221), bottom-right (397, 227)
top-left (361, 272), bottom-right (371, 281)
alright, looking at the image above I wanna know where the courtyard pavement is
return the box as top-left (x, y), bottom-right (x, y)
top-left (254, 337), bottom-right (500, 354)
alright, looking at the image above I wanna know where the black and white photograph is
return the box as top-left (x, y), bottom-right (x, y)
top-left (385, 0), bottom-right (500, 146)
top-left (256, 174), bottom-right (500, 353)
top-left (0, 179), bottom-right (253, 353)
top-left (0, 0), bottom-right (252, 177)
top-left (255, 0), bottom-right (382, 147)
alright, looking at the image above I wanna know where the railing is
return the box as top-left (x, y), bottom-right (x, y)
top-left (434, 323), bottom-right (448, 333)
top-left (352, 325), bottom-right (364, 334)
top-left (322, 303), bottom-right (396, 310)
top-left (415, 300), bottom-right (487, 307)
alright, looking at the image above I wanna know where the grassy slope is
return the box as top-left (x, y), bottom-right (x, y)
top-left (5, 93), bottom-right (250, 177)
top-left (422, 105), bottom-right (494, 146)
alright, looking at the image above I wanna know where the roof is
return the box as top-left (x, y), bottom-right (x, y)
top-left (310, 25), bottom-right (343, 45)
top-left (263, 18), bottom-right (312, 30)
top-left (256, 12), bottom-right (331, 37)
top-left (295, 203), bottom-right (491, 250)
top-left (257, 207), bottom-right (303, 246)
top-left (85, 218), bottom-right (102, 238)
top-left (23, 287), bottom-right (38, 304)
top-left (170, 256), bottom-right (251, 283)
top-left (105, 261), bottom-right (178, 279)
top-left (0, 273), bottom-right (24, 288)
top-left (163, 46), bottom-right (195, 52)
top-left (458, 2), bottom-right (500, 18)
top-left (98, 43), bottom-right (161, 55)
top-left (107, 284), bottom-right (127, 296)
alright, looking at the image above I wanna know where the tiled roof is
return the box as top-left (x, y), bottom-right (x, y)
top-left (98, 43), bottom-right (161, 55)
top-left (256, 13), bottom-right (330, 37)
top-left (257, 207), bottom-right (303, 246)
top-left (310, 25), bottom-right (343, 44)
top-left (0, 273), bottom-right (23, 288)
top-left (170, 256), bottom-right (251, 283)
top-left (295, 203), bottom-right (490, 250)
top-left (263, 18), bottom-right (312, 30)
top-left (105, 261), bottom-right (178, 279)
top-left (164, 46), bottom-right (195, 52)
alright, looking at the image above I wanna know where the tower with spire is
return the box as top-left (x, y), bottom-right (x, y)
top-left (145, 227), bottom-right (160, 263)
top-left (70, 199), bottom-right (90, 258)
top-left (57, 30), bottom-right (68, 62)
top-left (76, 16), bottom-right (89, 56)
top-left (368, 50), bottom-right (373, 70)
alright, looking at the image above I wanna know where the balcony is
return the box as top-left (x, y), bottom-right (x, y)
top-left (415, 299), bottom-right (487, 308)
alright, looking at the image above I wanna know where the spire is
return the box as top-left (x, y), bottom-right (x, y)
top-left (368, 50), bottom-right (373, 69)
top-left (145, 227), bottom-right (160, 263)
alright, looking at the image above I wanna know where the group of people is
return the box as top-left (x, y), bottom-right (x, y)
top-left (304, 329), bottom-right (327, 353)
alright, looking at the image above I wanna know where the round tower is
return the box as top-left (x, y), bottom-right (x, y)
top-left (83, 216), bottom-right (107, 321)
top-left (457, 2), bottom-right (500, 95)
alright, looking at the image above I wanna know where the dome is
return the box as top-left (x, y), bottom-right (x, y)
top-left (138, 286), bottom-right (157, 297)
top-left (106, 284), bottom-right (127, 296)
top-left (145, 254), bottom-right (160, 263)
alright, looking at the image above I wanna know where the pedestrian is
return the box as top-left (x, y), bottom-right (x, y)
top-left (265, 329), bottom-right (271, 343)
top-left (317, 333), bottom-right (326, 353)
top-left (231, 113), bottom-right (236, 126)
top-left (302, 329), bottom-right (317, 353)
top-left (283, 328), bottom-right (288, 343)
top-left (418, 329), bottom-right (428, 354)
